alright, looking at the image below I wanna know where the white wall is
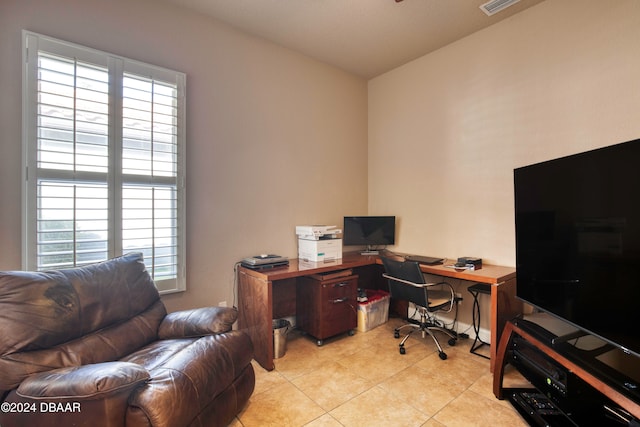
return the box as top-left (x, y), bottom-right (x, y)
top-left (0, 0), bottom-right (368, 312)
top-left (3, 0), bottom-right (640, 317)
top-left (368, 0), bottom-right (640, 267)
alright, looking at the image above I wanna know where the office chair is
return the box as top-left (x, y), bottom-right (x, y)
top-left (381, 257), bottom-right (458, 360)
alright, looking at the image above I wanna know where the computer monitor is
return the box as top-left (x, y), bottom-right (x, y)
top-left (343, 216), bottom-right (395, 254)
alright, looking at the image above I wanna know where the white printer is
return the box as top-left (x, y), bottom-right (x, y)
top-left (296, 225), bottom-right (342, 262)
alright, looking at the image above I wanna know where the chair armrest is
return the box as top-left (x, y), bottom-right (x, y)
top-left (3, 362), bottom-right (149, 427)
top-left (425, 281), bottom-right (456, 312)
top-left (383, 273), bottom-right (453, 292)
top-left (16, 362), bottom-right (149, 400)
top-left (158, 306), bottom-right (238, 339)
top-left (423, 280), bottom-right (451, 288)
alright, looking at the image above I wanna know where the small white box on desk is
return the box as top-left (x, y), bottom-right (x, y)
top-left (298, 238), bottom-right (342, 262)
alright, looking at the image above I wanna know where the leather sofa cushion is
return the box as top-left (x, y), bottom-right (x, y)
top-left (0, 301), bottom-right (166, 392)
top-left (0, 253), bottom-right (160, 356)
top-left (16, 362), bottom-right (150, 400)
top-left (123, 331), bottom-right (254, 427)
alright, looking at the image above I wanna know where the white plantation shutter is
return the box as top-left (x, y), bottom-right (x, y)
top-left (23, 31), bottom-right (186, 293)
top-left (119, 67), bottom-right (184, 287)
top-left (34, 52), bottom-right (111, 268)
top-left (37, 181), bottom-right (110, 268)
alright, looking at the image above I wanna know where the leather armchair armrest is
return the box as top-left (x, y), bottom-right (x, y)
top-left (16, 362), bottom-right (149, 400)
top-left (1, 362), bottom-right (149, 427)
top-left (158, 306), bottom-right (238, 339)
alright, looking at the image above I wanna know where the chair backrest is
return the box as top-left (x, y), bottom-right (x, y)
top-left (380, 257), bottom-right (429, 307)
top-left (0, 253), bottom-right (165, 392)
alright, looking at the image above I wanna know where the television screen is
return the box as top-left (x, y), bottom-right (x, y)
top-left (514, 138), bottom-right (640, 357)
top-left (343, 216), bottom-right (395, 247)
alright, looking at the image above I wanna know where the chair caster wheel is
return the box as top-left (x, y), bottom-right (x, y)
top-left (448, 338), bottom-right (457, 346)
top-left (394, 331), bottom-right (400, 339)
top-left (439, 352), bottom-right (447, 360)
top-left (399, 346), bottom-right (406, 355)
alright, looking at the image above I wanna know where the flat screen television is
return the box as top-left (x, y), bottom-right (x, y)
top-left (343, 216), bottom-right (395, 254)
top-left (514, 138), bottom-right (640, 357)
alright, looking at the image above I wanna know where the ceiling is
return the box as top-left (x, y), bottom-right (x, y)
top-left (162, 0), bottom-right (546, 79)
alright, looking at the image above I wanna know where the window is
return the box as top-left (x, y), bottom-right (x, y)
top-left (22, 31), bottom-right (186, 293)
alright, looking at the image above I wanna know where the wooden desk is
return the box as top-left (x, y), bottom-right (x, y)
top-left (379, 255), bottom-right (519, 372)
top-left (237, 252), bottom-right (519, 371)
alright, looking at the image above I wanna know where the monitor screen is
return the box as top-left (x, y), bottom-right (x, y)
top-left (343, 216), bottom-right (395, 247)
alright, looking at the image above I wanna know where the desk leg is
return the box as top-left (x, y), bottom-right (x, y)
top-left (490, 277), bottom-right (520, 373)
top-left (238, 271), bottom-right (274, 371)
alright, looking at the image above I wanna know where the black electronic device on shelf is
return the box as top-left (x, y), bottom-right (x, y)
top-left (240, 254), bottom-right (289, 270)
top-left (503, 317), bottom-right (640, 426)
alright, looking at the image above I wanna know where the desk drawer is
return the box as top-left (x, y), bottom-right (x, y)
top-left (297, 275), bottom-right (358, 344)
top-left (321, 279), bottom-right (355, 300)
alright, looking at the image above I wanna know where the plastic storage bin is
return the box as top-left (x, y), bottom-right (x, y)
top-left (357, 290), bottom-right (390, 332)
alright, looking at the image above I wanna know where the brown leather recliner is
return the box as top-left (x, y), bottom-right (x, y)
top-left (0, 253), bottom-right (255, 427)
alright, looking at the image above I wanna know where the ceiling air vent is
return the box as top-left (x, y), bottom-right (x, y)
top-left (479, 0), bottom-right (521, 16)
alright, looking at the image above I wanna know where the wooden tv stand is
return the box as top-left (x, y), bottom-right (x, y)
top-left (237, 251), bottom-right (519, 371)
top-left (494, 317), bottom-right (640, 424)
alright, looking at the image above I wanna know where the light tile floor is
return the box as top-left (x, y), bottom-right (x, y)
top-left (231, 317), bottom-right (532, 427)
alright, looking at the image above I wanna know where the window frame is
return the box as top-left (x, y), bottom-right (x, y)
top-left (22, 31), bottom-right (187, 294)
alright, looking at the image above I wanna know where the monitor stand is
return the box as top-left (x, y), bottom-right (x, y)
top-left (360, 246), bottom-right (379, 256)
